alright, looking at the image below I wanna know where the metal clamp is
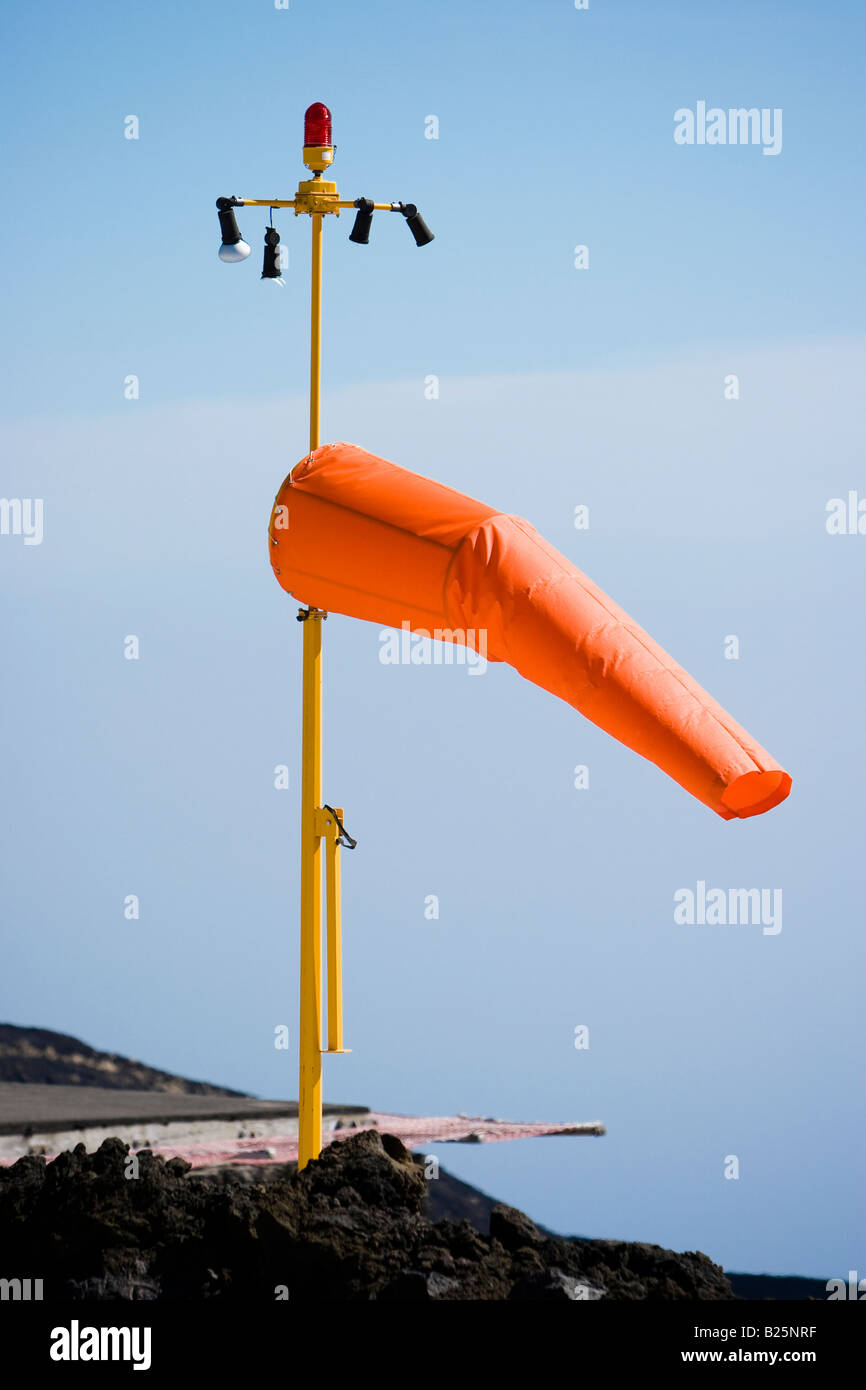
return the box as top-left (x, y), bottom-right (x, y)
top-left (322, 803), bottom-right (357, 849)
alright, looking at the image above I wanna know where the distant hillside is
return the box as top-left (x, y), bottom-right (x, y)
top-left (424, 1163), bottom-right (501, 1229)
top-left (726, 1272), bottom-right (827, 1301)
top-left (424, 1164), bottom-right (562, 1235)
top-left (0, 1024), bottom-right (248, 1096)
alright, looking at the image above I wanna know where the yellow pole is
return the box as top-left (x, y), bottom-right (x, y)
top-left (298, 611), bottom-right (323, 1168)
top-left (298, 211), bottom-right (325, 1170)
top-left (309, 213), bottom-right (322, 454)
top-left (325, 816), bottom-right (343, 1052)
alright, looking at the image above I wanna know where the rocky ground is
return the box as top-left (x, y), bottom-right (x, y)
top-left (0, 1128), bottom-right (735, 1301)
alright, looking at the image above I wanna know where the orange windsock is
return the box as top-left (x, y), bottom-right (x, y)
top-left (269, 442), bottom-right (791, 820)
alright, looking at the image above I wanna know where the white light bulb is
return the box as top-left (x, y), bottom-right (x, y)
top-left (218, 240), bottom-right (251, 264)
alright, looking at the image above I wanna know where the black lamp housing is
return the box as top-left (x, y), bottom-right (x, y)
top-left (216, 196), bottom-right (244, 247)
top-left (349, 197), bottom-right (375, 245)
top-left (399, 202), bottom-right (434, 247)
top-left (261, 226), bottom-right (283, 280)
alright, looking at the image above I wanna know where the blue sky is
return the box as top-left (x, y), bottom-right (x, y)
top-left (1, 1), bottom-right (864, 1281)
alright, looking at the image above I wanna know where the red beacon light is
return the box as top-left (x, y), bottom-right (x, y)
top-left (303, 103), bottom-right (334, 173)
top-left (304, 102), bottom-right (332, 146)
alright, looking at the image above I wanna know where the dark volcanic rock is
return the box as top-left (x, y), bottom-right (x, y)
top-left (0, 1131), bottom-right (736, 1302)
top-left (489, 1202), bottom-right (545, 1251)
